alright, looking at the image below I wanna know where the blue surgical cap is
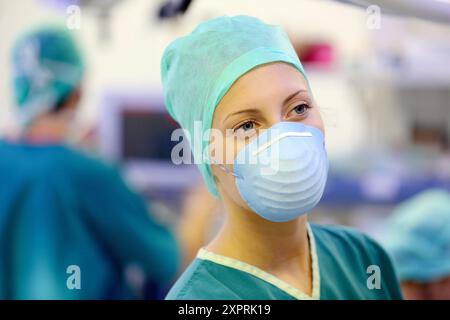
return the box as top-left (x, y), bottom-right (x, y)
top-left (383, 189), bottom-right (450, 282)
top-left (11, 26), bottom-right (84, 125)
top-left (161, 15), bottom-right (307, 197)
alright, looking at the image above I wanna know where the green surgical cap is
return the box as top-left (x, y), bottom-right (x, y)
top-left (12, 26), bottom-right (84, 125)
top-left (383, 189), bottom-right (450, 282)
top-left (161, 15), bottom-right (307, 197)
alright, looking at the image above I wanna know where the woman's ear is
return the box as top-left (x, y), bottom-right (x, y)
top-left (59, 87), bottom-right (82, 113)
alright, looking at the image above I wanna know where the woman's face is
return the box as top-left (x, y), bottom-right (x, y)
top-left (210, 62), bottom-right (324, 210)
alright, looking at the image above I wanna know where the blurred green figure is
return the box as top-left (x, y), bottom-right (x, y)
top-left (384, 189), bottom-right (450, 300)
top-left (0, 26), bottom-right (179, 299)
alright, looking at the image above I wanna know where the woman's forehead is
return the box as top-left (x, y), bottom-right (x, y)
top-left (232, 62), bottom-right (307, 93)
top-left (213, 62), bottom-right (309, 121)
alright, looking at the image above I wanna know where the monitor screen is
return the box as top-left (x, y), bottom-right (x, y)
top-left (98, 90), bottom-right (200, 192)
top-left (121, 108), bottom-right (183, 162)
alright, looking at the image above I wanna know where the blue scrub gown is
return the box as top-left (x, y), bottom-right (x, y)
top-left (0, 140), bottom-right (179, 299)
top-left (166, 224), bottom-right (403, 300)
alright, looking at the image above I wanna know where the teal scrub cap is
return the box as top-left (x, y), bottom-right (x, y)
top-left (383, 189), bottom-right (450, 282)
top-left (161, 15), bottom-right (307, 197)
top-left (11, 26), bottom-right (84, 126)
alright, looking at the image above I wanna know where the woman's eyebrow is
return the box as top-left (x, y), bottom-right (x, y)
top-left (224, 108), bottom-right (262, 123)
top-left (223, 89), bottom-right (308, 123)
top-left (283, 89), bottom-right (309, 105)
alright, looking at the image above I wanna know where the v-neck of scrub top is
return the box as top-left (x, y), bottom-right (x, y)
top-left (196, 223), bottom-right (320, 300)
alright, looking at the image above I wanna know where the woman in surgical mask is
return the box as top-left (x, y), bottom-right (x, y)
top-left (0, 26), bottom-right (179, 299)
top-left (161, 15), bottom-right (402, 300)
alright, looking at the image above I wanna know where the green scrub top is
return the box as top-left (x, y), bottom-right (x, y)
top-left (0, 140), bottom-right (179, 299)
top-left (166, 224), bottom-right (403, 300)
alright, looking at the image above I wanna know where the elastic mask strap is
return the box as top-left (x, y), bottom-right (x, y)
top-left (210, 159), bottom-right (242, 179)
top-left (218, 164), bottom-right (242, 179)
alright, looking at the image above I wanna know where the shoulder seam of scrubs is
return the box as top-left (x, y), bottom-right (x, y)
top-left (197, 223), bottom-right (320, 300)
top-left (175, 260), bottom-right (208, 300)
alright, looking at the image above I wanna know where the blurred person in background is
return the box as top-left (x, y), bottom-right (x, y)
top-left (384, 189), bottom-right (450, 300)
top-left (0, 26), bottom-right (179, 299)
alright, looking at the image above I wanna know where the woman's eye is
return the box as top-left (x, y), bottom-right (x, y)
top-left (290, 103), bottom-right (310, 116)
top-left (241, 121), bottom-right (254, 131)
top-left (234, 121), bottom-right (257, 137)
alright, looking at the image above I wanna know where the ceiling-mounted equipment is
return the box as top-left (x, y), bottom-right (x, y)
top-left (158, 0), bottom-right (193, 20)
